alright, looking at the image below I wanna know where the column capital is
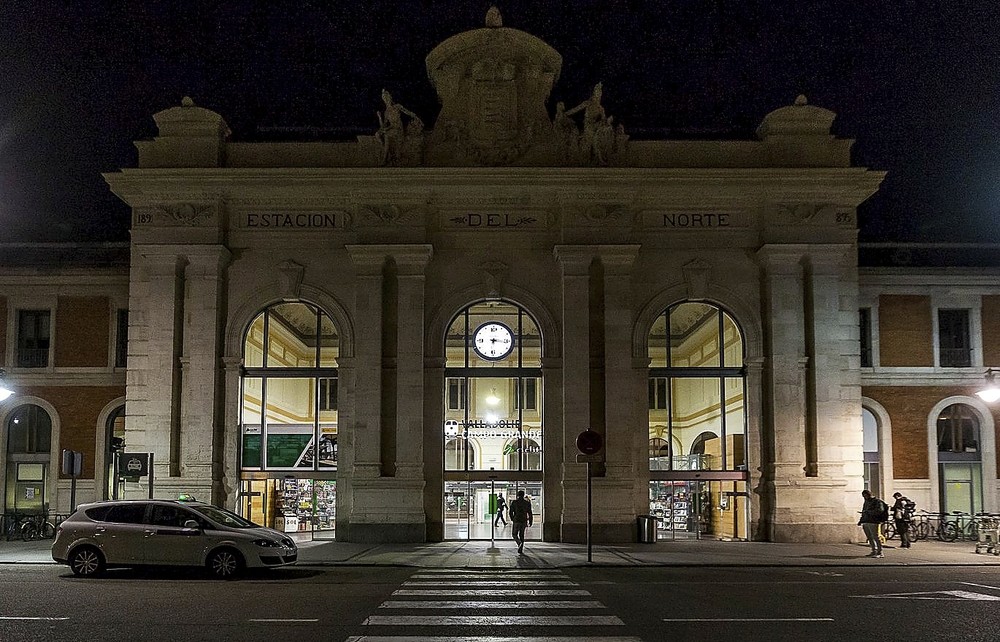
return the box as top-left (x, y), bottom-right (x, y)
top-left (553, 245), bottom-right (595, 275)
top-left (757, 244), bottom-right (806, 275)
top-left (595, 245), bottom-right (640, 275)
top-left (385, 244), bottom-right (434, 275)
top-left (346, 245), bottom-right (387, 275)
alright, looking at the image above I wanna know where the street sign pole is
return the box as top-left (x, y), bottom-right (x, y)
top-left (148, 452), bottom-right (155, 499)
top-left (587, 461), bottom-right (593, 563)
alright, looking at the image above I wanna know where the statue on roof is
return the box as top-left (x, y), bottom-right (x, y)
top-left (376, 89), bottom-right (424, 166)
top-left (565, 82), bottom-right (621, 165)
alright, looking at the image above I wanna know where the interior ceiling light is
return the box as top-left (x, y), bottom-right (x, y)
top-left (486, 388), bottom-right (500, 405)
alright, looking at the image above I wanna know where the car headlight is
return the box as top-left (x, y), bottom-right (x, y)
top-left (252, 539), bottom-right (282, 548)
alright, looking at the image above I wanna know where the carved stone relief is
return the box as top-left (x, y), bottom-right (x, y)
top-left (277, 260), bottom-right (305, 300)
top-left (682, 258), bottom-right (712, 300)
top-left (479, 260), bottom-right (509, 298)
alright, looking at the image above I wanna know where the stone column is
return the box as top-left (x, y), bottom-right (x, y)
top-left (178, 246), bottom-right (231, 502)
top-left (388, 245), bottom-right (433, 480)
top-left (541, 356), bottom-right (563, 542)
top-left (758, 245), bottom-right (811, 541)
top-left (220, 356), bottom-right (242, 510)
top-left (126, 249), bottom-right (186, 495)
top-left (598, 245), bottom-right (641, 541)
top-left (806, 247), bottom-right (863, 538)
top-left (345, 246), bottom-right (385, 481)
top-left (553, 245), bottom-right (594, 543)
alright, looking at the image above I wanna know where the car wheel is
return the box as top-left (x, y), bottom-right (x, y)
top-left (207, 548), bottom-right (244, 579)
top-left (69, 546), bottom-right (105, 577)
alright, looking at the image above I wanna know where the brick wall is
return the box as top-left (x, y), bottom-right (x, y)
top-left (983, 296), bottom-right (1000, 367)
top-left (864, 385), bottom-right (1000, 479)
top-left (10, 385), bottom-right (125, 478)
top-left (878, 295), bottom-right (934, 367)
top-left (55, 297), bottom-right (110, 367)
top-left (0, 296), bottom-right (6, 367)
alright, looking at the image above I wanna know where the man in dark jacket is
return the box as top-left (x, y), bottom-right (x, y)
top-left (859, 489), bottom-right (885, 558)
top-left (508, 490), bottom-right (533, 554)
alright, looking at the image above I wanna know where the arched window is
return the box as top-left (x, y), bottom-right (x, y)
top-left (105, 405), bottom-right (126, 499)
top-left (5, 404), bottom-right (52, 513)
top-left (240, 302), bottom-right (339, 471)
top-left (648, 302), bottom-right (745, 472)
top-left (936, 403), bottom-right (983, 514)
top-left (443, 300), bottom-right (542, 472)
top-left (649, 437), bottom-right (670, 471)
top-left (862, 407), bottom-right (881, 497)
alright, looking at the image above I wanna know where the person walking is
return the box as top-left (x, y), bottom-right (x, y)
top-left (859, 489), bottom-right (887, 558)
top-left (891, 492), bottom-right (913, 548)
top-left (508, 490), bottom-right (533, 554)
top-left (494, 494), bottom-right (508, 528)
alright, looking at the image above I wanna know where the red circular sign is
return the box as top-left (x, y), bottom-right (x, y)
top-left (576, 430), bottom-right (604, 455)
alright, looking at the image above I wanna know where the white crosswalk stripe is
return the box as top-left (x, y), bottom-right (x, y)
top-left (346, 569), bottom-right (640, 642)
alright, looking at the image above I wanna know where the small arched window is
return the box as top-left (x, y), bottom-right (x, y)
top-left (937, 404), bottom-right (980, 455)
top-left (6, 404), bottom-right (51, 455)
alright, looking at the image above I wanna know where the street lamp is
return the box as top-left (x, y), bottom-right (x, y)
top-left (976, 369), bottom-right (1000, 403)
top-left (0, 369), bottom-right (13, 401)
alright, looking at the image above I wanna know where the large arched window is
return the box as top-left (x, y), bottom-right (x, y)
top-left (647, 302), bottom-right (746, 472)
top-left (862, 407), bottom-right (881, 497)
top-left (443, 300), bottom-right (542, 472)
top-left (5, 404), bottom-right (52, 513)
top-left (936, 403), bottom-right (983, 514)
top-left (240, 302), bottom-right (339, 471)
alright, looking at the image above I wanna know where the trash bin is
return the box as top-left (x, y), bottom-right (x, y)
top-left (637, 515), bottom-right (658, 543)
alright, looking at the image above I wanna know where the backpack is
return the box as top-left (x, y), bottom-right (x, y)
top-left (876, 499), bottom-right (889, 523)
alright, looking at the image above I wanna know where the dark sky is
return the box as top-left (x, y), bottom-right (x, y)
top-left (2, 0), bottom-right (999, 243)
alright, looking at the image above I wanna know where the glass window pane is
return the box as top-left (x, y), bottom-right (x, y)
top-left (318, 377), bottom-right (338, 469)
top-left (264, 378), bottom-right (316, 469)
top-left (6, 405), bottom-right (51, 455)
top-left (670, 303), bottom-right (720, 368)
top-left (267, 303), bottom-right (318, 368)
top-left (318, 313), bottom-right (338, 367)
top-left (725, 378), bottom-right (746, 471)
top-left (648, 313), bottom-right (667, 368)
top-left (468, 376), bottom-right (520, 471)
top-left (671, 377), bottom-right (722, 471)
top-left (244, 312), bottom-right (265, 368)
top-left (445, 313), bottom-right (469, 368)
top-left (241, 377), bottom-right (262, 469)
top-left (721, 311), bottom-right (743, 368)
top-left (862, 408), bottom-right (879, 454)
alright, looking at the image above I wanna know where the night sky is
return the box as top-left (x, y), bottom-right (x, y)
top-left (2, 1), bottom-right (999, 243)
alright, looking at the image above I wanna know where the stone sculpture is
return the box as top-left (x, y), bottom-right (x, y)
top-left (376, 89), bottom-right (423, 166)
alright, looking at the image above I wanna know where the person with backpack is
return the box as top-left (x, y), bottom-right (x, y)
top-left (508, 489), bottom-right (533, 554)
top-left (891, 492), bottom-right (914, 548)
top-left (859, 489), bottom-right (888, 558)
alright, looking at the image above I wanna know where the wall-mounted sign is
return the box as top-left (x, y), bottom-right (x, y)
top-left (242, 212), bottom-right (346, 229)
top-left (641, 211), bottom-right (748, 229)
top-left (121, 453), bottom-right (150, 478)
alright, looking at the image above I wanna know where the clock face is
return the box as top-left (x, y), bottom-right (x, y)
top-left (473, 322), bottom-right (515, 361)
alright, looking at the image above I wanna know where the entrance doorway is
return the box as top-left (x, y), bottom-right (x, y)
top-left (650, 479), bottom-right (748, 540)
top-left (238, 476), bottom-right (337, 540)
top-left (444, 479), bottom-right (542, 541)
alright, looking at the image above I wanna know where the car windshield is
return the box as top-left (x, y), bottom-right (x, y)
top-left (189, 504), bottom-right (259, 529)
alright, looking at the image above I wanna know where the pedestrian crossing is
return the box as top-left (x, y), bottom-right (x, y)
top-left (345, 568), bottom-right (641, 642)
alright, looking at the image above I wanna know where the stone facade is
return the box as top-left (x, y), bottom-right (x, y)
top-left (100, 11), bottom-right (887, 543)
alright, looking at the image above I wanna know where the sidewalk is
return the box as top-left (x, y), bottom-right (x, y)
top-left (5, 537), bottom-right (1000, 568)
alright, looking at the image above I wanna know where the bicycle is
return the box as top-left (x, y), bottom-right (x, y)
top-left (3, 513), bottom-right (55, 541)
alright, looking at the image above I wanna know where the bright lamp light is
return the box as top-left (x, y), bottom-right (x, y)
top-left (0, 369), bottom-right (12, 402)
top-left (976, 370), bottom-right (1000, 403)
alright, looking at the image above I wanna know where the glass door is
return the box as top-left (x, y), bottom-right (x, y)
top-left (445, 479), bottom-right (542, 541)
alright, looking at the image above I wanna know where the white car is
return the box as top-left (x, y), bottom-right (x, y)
top-left (52, 499), bottom-right (297, 578)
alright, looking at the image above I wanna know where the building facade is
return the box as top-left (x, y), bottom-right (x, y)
top-left (0, 244), bottom-right (129, 517)
top-left (29, 12), bottom-right (1000, 545)
top-left (96, 13), bottom-right (888, 544)
top-left (860, 263), bottom-right (1000, 518)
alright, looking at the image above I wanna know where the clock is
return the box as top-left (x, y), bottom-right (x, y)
top-left (473, 322), bottom-right (515, 361)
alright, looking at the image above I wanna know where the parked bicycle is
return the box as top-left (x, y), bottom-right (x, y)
top-left (2, 512), bottom-right (56, 541)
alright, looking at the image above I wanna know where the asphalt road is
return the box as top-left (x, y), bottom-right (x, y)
top-left (2, 564), bottom-right (1000, 641)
